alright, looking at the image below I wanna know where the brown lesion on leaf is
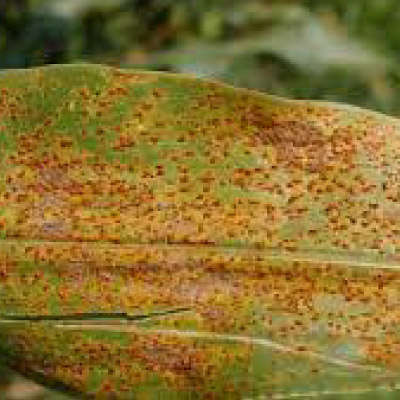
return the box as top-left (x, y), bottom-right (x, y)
top-left (111, 68), bottom-right (158, 84)
top-left (0, 88), bottom-right (30, 122)
top-left (28, 193), bottom-right (71, 239)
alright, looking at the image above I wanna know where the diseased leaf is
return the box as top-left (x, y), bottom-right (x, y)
top-left (1, 64), bottom-right (400, 398)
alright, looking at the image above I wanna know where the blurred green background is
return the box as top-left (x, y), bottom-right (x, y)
top-left (1, 0), bottom-right (400, 398)
top-left (2, 0), bottom-right (400, 116)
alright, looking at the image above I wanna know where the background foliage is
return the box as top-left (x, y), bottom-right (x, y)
top-left (1, 0), bottom-right (400, 116)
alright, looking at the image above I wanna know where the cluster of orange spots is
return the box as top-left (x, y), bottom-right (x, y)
top-left (4, 65), bottom-right (400, 395)
top-left (2, 323), bottom-right (252, 397)
top-left (2, 123), bottom-right (400, 250)
top-left (0, 88), bottom-right (27, 121)
top-left (364, 336), bottom-right (400, 368)
top-left (3, 240), bottom-right (400, 343)
top-left (3, 245), bottom-right (400, 394)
